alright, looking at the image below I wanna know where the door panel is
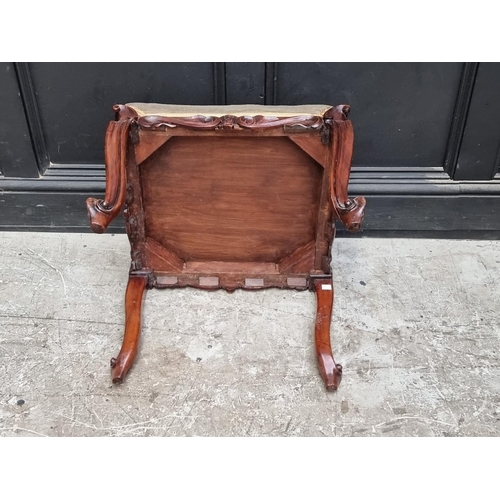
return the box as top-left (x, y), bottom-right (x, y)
top-left (1, 62), bottom-right (499, 235)
top-left (0, 63), bottom-right (39, 178)
top-left (226, 63), bottom-right (265, 104)
top-left (272, 62), bottom-right (463, 169)
top-left (28, 62), bottom-right (219, 166)
top-left (453, 63), bottom-right (500, 180)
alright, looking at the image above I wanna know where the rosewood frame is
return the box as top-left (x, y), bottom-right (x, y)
top-left (86, 103), bottom-right (365, 391)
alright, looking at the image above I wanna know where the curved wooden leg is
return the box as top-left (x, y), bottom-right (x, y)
top-left (110, 275), bottom-right (147, 383)
top-left (313, 277), bottom-right (342, 391)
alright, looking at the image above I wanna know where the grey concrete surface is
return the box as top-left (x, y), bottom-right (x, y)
top-left (0, 232), bottom-right (499, 437)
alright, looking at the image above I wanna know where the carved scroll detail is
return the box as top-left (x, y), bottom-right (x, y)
top-left (329, 117), bottom-right (366, 231)
top-left (114, 104), bottom-right (138, 120)
top-left (135, 114), bottom-right (323, 131)
top-left (86, 119), bottom-right (133, 233)
top-left (137, 115), bottom-right (221, 129)
top-left (325, 104), bottom-right (351, 121)
top-left (237, 115), bottom-right (323, 129)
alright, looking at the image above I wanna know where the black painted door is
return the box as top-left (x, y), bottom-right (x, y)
top-left (1, 62), bottom-right (499, 235)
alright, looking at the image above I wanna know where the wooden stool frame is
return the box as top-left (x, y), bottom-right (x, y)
top-left (87, 103), bottom-right (365, 391)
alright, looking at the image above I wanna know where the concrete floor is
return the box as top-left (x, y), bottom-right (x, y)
top-left (0, 232), bottom-right (499, 437)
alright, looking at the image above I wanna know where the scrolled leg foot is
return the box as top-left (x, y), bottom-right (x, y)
top-left (111, 275), bottom-right (147, 384)
top-left (86, 198), bottom-right (114, 234)
top-left (313, 277), bottom-right (342, 391)
top-left (86, 119), bottom-right (133, 234)
top-left (335, 196), bottom-right (366, 232)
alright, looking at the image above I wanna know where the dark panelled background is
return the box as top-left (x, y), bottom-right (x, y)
top-left (0, 62), bottom-right (499, 235)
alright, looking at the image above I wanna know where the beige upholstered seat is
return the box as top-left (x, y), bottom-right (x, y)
top-left (126, 102), bottom-right (333, 118)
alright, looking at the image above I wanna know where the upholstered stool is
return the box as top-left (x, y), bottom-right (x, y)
top-left (86, 103), bottom-right (365, 390)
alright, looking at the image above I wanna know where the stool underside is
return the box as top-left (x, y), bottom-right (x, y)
top-left (86, 102), bottom-right (365, 389)
top-left (140, 136), bottom-right (323, 278)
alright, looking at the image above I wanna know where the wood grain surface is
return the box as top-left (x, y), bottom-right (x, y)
top-left (141, 136), bottom-right (323, 264)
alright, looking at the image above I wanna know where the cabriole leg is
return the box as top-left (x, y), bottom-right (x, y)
top-left (110, 275), bottom-right (147, 383)
top-left (313, 277), bottom-right (343, 391)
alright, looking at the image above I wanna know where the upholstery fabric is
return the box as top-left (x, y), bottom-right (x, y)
top-left (126, 102), bottom-right (333, 118)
